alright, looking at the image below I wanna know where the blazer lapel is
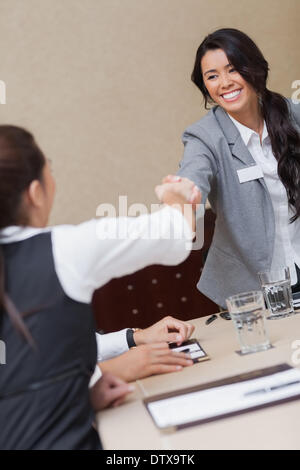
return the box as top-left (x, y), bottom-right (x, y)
top-left (214, 105), bottom-right (272, 196)
top-left (214, 106), bottom-right (256, 167)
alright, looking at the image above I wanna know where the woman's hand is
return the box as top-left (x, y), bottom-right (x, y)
top-left (133, 316), bottom-right (195, 346)
top-left (99, 342), bottom-right (193, 383)
top-left (90, 372), bottom-right (134, 411)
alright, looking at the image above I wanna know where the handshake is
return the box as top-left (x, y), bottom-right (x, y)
top-left (155, 175), bottom-right (201, 209)
top-left (155, 175), bottom-right (201, 233)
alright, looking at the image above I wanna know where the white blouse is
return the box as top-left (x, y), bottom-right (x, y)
top-left (228, 114), bottom-right (300, 286)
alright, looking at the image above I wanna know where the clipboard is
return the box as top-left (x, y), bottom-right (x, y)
top-left (144, 363), bottom-right (300, 432)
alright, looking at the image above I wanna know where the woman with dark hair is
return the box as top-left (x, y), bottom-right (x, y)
top-left (176, 28), bottom-right (300, 308)
top-left (0, 125), bottom-right (200, 449)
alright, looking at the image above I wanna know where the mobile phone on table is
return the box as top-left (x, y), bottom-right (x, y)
top-left (169, 339), bottom-right (210, 363)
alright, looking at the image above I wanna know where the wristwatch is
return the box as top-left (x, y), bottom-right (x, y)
top-left (126, 328), bottom-right (140, 348)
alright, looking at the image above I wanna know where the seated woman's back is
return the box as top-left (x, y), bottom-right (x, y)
top-left (0, 230), bottom-right (99, 450)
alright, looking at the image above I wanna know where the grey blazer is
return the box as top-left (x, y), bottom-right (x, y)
top-left (178, 99), bottom-right (300, 308)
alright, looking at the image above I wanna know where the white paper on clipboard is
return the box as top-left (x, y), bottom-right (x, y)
top-left (146, 365), bottom-right (300, 430)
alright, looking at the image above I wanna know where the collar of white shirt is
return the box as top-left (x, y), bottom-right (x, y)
top-left (0, 226), bottom-right (50, 243)
top-left (227, 113), bottom-right (269, 147)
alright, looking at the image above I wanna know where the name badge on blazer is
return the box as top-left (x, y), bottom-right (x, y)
top-left (237, 165), bottom-right (264, 183)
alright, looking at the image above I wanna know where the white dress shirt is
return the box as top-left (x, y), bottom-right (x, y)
top-left (228, 114), bottom-right (300, 285)
top-left (0, 206), bottom-right (193, 376)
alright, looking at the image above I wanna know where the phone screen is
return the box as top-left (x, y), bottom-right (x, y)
top-left (169, 339), bottom-right (209, 363)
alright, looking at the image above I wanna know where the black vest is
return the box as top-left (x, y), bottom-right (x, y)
top-left (0, 232), bottom-right (101, 449)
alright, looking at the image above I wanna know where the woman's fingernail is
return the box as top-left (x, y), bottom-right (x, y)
top-left (176, 366), bottom-right (182, 370)
top-left (174, 176), bottom-right (181, 181)
top-left (176, 334), bottom-right (182, 342)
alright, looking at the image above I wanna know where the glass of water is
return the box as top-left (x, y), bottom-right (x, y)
top-left (258, 267), bottom-right (294, 319)
top-left (226, 290), bottom-right (271, 354)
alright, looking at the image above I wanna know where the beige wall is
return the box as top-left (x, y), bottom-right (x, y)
top-left (0, 0), bottom-right (299, 225)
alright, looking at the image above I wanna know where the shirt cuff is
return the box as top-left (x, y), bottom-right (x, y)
top-left (96, 329), bottom-right (130, 362)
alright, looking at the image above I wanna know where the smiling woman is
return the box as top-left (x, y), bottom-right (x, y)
top-left (177, 28), bottom-right (300, 308)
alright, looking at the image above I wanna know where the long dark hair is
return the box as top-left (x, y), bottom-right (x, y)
top-left (0, 125), bottom-right (46, 346)
top-left (191, 28), bottom-right (300, 222)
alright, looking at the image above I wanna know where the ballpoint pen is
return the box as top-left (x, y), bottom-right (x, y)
top-left (244, 380), bottom-right (300, 397)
